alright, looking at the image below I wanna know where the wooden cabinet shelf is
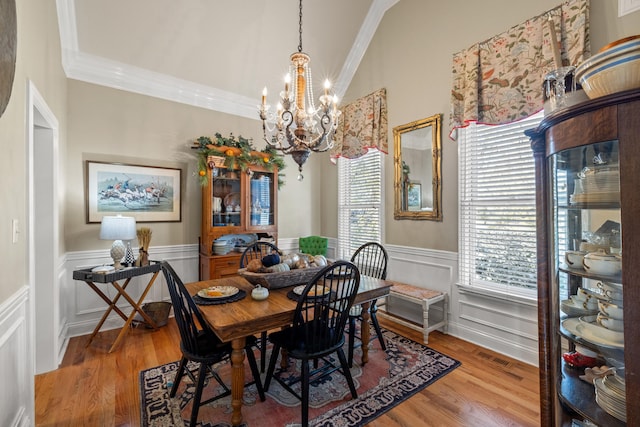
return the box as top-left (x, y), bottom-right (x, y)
top-left (199, 164), bottom-right (278, 280)
top-left (527, 89), bottom-right (640, 426)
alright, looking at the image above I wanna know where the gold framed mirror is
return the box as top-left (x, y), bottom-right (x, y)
top-left (393, 114), bottom-right (442, 221)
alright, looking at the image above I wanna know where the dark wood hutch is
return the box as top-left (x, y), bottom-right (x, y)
top-left (527, 89), bottom-right (639, 426)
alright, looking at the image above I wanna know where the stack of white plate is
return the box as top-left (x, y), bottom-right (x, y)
top-left (594, 373), bottom-right (626, 422)
top-left (571, 167), bottom-right (620, 204)
top-left (213, 240), bottom-right (230, 255)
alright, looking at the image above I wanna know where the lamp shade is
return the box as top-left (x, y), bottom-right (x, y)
top-left (100, 215), bottom-right (136, 241)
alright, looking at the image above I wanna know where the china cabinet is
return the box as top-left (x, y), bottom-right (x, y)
top-left (527, 89), bottom-right (640, 426)
top-left (199, 164), bottom-right (278, 280)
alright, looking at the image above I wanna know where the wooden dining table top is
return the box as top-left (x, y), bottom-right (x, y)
top-left (185, 274), bottom-right (393, 343)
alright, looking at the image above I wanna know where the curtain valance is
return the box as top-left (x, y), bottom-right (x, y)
top-left (331, 88), bottom-right (388, 161)
top-left (449, 0), bottom-right (589, 139)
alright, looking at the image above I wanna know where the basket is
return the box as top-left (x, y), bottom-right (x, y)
top-left (238, 266), bottom-right (323, 289)
top-left (133, 301), bottom-right (172, 328)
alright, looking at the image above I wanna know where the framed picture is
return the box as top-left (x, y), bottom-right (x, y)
top-left (407, 181), bottom-right (422, 211)
top-left (86, 161), bottom-right (182, 223)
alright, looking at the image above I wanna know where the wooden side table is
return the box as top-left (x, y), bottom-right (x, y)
top-left (73, 262), bottom-right (162, 352)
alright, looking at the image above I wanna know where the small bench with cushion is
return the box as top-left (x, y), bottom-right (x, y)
top-left (378, 281), bottom-right (448, 344)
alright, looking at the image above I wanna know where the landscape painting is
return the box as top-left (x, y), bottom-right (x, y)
top-left (86, 161), bottom-right (181, 223)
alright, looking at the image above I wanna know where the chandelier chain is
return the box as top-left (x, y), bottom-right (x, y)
top-left (258, 0), bottom-right (341, 180)
top-left (298, 0), bottom-right (303, 53)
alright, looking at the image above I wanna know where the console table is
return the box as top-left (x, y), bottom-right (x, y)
top-left (73, 262), bottom-right (162, 352)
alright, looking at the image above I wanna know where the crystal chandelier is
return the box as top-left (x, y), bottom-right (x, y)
top-left (258, 0), bottom-right (341, 181)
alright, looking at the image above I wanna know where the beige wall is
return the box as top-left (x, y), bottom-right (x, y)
top-left (64, 81), bottom-right (321, 252)
top-left (0, 1), bottom-right (67, 303)
top-left (2, 0), bottom-right (638, 306)
top-left (329, 0), bottom-right (640, 252)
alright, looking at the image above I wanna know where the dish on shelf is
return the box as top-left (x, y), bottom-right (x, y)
top-left (594, 376), bottom-right (627, 422)
top-left (197, 286), bottom-right (239, 299)
top-left (563, 317), bottom-right (624, 349)
top-left (583, 250), bottom-right (622, 276)
top-left (570, 191), bottom-right (621, 204)
top-left (561, 299), bottom-right (599, 317)
top-left (565, 251), bottom-right (587, 269)
top-left (224, 192), bottom-right (241, 210)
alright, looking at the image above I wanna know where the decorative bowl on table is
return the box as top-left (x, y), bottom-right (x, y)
top-left (237, 266), bottom-right (324, 290)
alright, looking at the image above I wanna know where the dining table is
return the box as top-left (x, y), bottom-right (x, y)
top-left (185, 274), bottom-right (393, 426)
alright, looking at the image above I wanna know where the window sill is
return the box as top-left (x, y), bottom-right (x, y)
top-left (456, 283), bottom-right (538, 307)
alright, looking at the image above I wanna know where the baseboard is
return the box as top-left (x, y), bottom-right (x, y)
top-left (447, 321), bottom-right (539, 366)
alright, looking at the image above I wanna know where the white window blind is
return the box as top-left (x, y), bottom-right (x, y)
top-left (458, 112), bottom-right (543, 298)
top-left (337, 150), bottom-right (383, 259)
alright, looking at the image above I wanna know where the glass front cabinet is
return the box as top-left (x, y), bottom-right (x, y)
top-left (199, 164), bottom-right (278, 280)
top-left (527, 89), bottom-right (640, 426)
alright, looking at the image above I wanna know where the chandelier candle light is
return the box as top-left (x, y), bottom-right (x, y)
top-left (258, 0), bottom-right (341, 181)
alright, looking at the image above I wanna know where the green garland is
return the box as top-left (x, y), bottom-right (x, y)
top-left (194, 133), bottom-right (286, 188)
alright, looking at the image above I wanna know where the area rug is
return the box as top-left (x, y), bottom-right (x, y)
top-left (140, 328), bottom-right (460, 427)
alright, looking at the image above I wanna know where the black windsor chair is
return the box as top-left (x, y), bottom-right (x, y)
top-left (239, 240), bottom-right (281, 371)
top-left (347, 242), bottom-right (388, 367)
top-left (263, 260), bottom-right (361, 427)
top-left (160, 262), bottom-right (265, 427)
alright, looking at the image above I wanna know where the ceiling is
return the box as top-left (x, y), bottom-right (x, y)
top-left (57, 0), bottom-right (399, 120)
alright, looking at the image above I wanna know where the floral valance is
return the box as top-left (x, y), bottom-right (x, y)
top-left (449, 0), bottom-right (589, 139)
top-left (331, 88), bottom-right (388, 161)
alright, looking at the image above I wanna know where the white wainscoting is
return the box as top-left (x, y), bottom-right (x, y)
top-left (58, 239), bottom-right (538, 367)
top-left (63, 244), bottom-right (201, 340)
top-left (383, 244), bottom-right (539, 366)
top-left (0, 286), bottom-right (32, 427)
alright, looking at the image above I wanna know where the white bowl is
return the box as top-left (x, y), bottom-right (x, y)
top-left (571, 294), bottom-right (599, 310)
top-left (576, 51), bottom-right (640, 99)
top-left (583, 250), bottom-right (622, 276)
top-left (597, 313), bottom-right (624, 332)
top-left (565, 251), bottom-right (587, 269)
top-left (599, 300), bottom-right (624, 320)
top-left (577, 37), bottom-right (640, 72)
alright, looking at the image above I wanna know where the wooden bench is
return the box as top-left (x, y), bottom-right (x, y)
top-left (378, 281), bottom-right (448, 344)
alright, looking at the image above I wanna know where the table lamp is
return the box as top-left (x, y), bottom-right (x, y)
top-left (100, 215), bottom-right (136, 270)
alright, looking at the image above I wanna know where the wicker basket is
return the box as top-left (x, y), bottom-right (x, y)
top-left (238, 266), bottom-right (323, 289)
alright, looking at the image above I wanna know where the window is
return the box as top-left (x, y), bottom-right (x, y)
top-left (337, 150), bottom-right (383, 259)
top-left (458, 112), bottom-right (543, 299)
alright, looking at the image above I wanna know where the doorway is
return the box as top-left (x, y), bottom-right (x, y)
top-left (27, 81), bottom-right (60, 374)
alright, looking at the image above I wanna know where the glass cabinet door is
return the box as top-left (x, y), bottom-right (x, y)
top-left (550, 139), bottom-right (625, 425)
top-left (248, 171), bottom-right (275, 229)
top-left (211, 168), bottom-right (242, 229)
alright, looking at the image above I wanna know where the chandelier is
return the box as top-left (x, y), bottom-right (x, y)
top-left (259, 0), bottom-right (341, 181)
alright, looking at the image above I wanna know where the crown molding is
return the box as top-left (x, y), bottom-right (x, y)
top-left (56, 0), bottom-right (397, 118)
top-left (334, 0), bottom-right (400, 98)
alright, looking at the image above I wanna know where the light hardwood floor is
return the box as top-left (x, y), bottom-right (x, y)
top-left (35, 318), bottom-right (540, 426)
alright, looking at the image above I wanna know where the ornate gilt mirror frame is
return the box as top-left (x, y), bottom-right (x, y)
top-left (393, 113), bottom-right (442, 221)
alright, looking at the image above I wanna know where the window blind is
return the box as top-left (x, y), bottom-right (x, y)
top-left (337, 150), bottom-right (383, 259)
top-left (458, 112), bottom-right (543, 298)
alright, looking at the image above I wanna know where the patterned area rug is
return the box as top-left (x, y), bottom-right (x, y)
top-left (140, 328), bottom-right (460, 427)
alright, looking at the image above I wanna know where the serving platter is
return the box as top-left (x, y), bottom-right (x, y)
top-left (560, 298), bottom-right (599, 317)
top-left (562, 317), bottom-right (624, 349)
top-left (197, 285), bottom-right (239, 299)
